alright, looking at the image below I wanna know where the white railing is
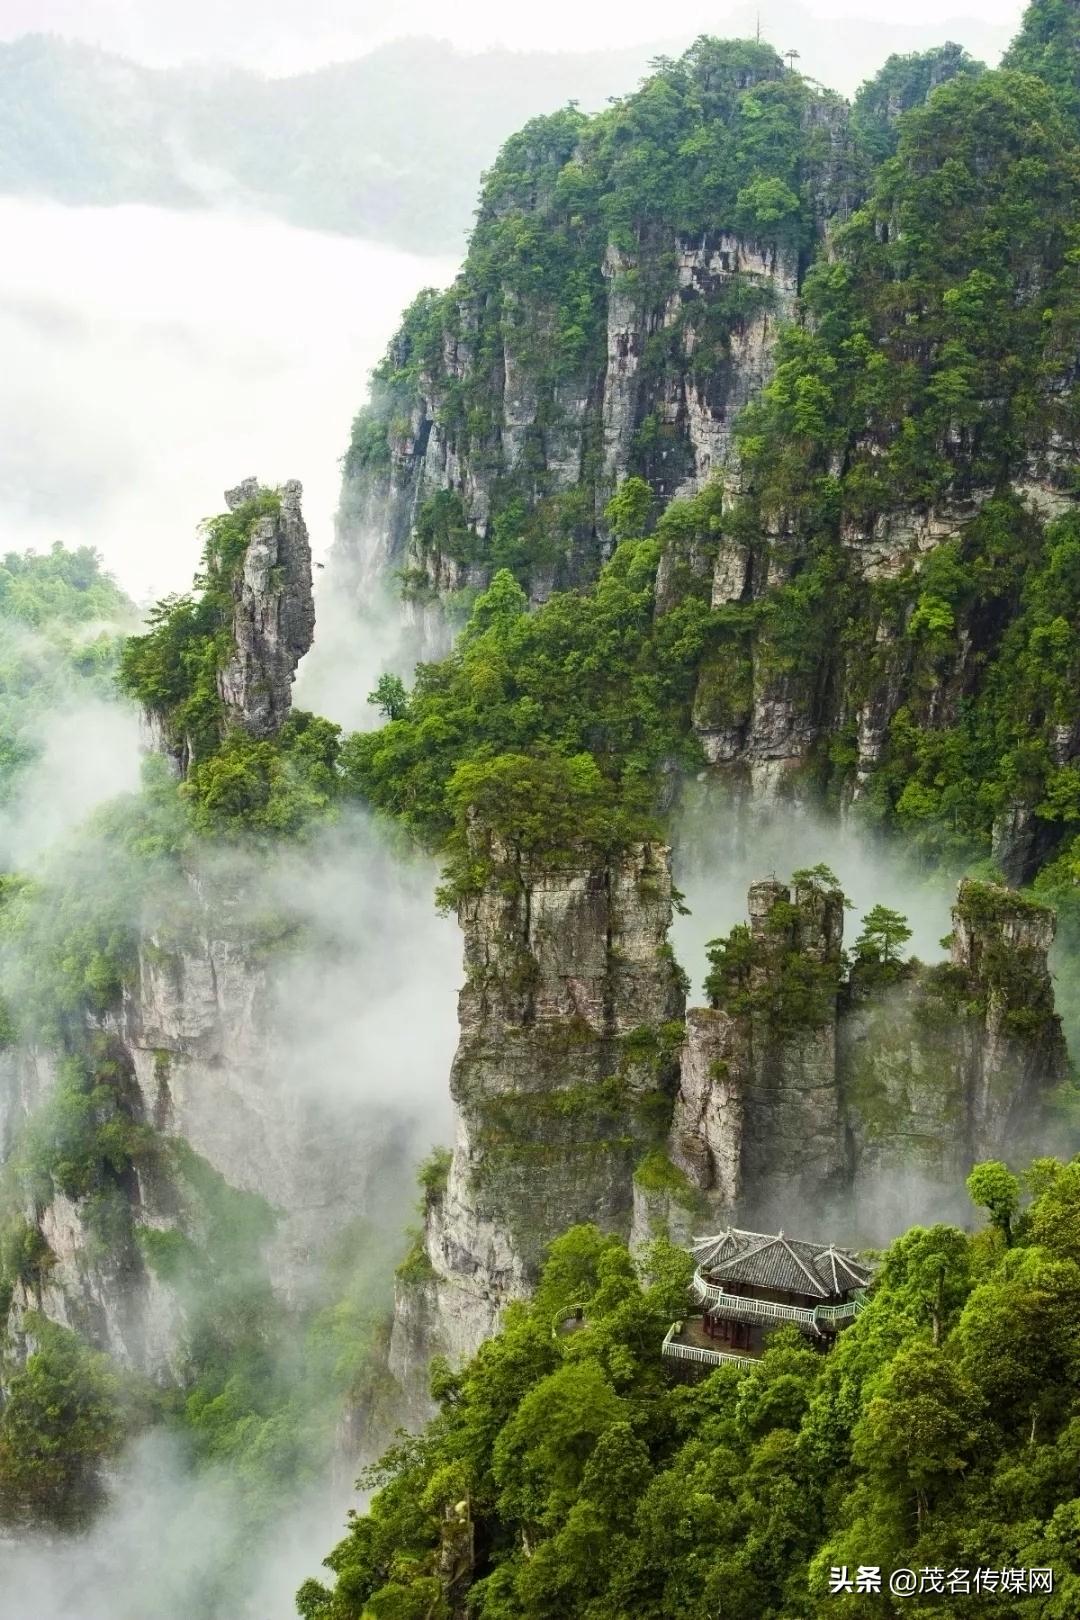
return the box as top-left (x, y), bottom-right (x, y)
top-left (813, 1290), bottom-right (869, 1326)
top-left (661, 1323), bottom-right (757, 1370)
top-left (692, 1273), bottom-right (820, 1328)
top-left (551, 1303), bottom-right (587, 1339)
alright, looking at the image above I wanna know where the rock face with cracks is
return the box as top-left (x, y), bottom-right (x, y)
top-left (388, 835), bottom-right (685, 1419)
top-left (669, 877), bottom-right (1066, 1241)
top-left (389, 857), bottom-right (1066, 1414)
top-left (217, 477), bottom-right (315, 740)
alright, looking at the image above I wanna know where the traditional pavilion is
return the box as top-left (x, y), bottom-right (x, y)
top-left (662, 1226), bottom-right (874, 1373)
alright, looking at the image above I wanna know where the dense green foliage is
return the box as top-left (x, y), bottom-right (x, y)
top-left (346, 21), bottom-right (1080, 904)
top-left (1004, 0), bottom-right (1080, 130)
top-left (0, 543), bottom-right (132, 630)
top-left (704, 869), bottom-right (846, 1031)
top-left (301, 1164), bottom-right (1080, 1618)
top-left (0, 543), bottom-right (134, 810)
top-left (7, 0), bottom-right (1080, 1596)
top-left (849, 44), bottom-right (983, 163)
top-left (344, 526), bottom-right (716, 888)
top-left (738, 70), bottom-right (1080, 518)
top-left (347, 39), bottom-right (851, 590)
top-left (0, 1314), bottom-right (128, 1525)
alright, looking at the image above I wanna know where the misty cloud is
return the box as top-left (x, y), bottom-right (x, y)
top-left (0, 0), bottom-right (1023, 81)
top-left (0, 698), bottom-right (142, 869)
top-left (0, 198), bottom-right (455, 600)
top-left (0, 1430), bottom-right (363, 1620)
top-left (670, 780), bottom-right (957, 998)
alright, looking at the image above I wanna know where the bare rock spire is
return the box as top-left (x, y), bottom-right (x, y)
top-left (217, 477), bottom-right (315, 739)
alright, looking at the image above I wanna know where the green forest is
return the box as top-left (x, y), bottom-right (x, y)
top-left (2, 1), bottom-right (1080, 1617)
top-left (298, 1162), bottom-right (1080, 1620)
top-left (296, 3), bottom-right (1080, 1614)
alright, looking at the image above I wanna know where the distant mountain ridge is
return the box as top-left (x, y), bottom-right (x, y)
top-left (0, 16), bottom-right (1014, 254)
top-left (0, 34), bottom-right (666, 254)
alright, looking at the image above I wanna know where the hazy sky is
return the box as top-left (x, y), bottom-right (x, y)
top-left (4, 0), bottom-right (1027, 71)
top-left (0, 200), bottom-right (454, 598)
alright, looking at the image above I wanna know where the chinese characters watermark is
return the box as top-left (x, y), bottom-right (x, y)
top-left (827, 1565), bottom-right (1054, 1598)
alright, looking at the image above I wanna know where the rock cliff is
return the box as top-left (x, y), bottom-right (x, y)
top-left (217, 477), bottom-right (316, 739)
top-left (670, 877), bottom-right (1066, 1241)
top-left (389, 835), bottom-right (685, 1416)
top-left (0, 478), bottom-right (375, 1389)
top-left (387, 853), bottom-right (1068, 1414)
top-left (136, 477), bottom-right (315, 773)
top-left (1, 855), bottom-right (429, 1398)
top-left (333, 43), bottom-right (856, 631)
top-left (688, 486), bottom-right (1080, 818)
top-left (670, 876), bottom-right (848, 1230)
top-left (337, 46), bottom-right (1080, 892)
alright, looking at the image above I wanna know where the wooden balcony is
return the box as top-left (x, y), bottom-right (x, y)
top-left (661, 1320), bottom-right (759, 1370)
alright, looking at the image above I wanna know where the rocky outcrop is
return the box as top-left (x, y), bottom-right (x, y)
top-left (136, 477), bottom-right (315, 775)
top-left (332, 44), bottom-right (855, 625)
top-left (669, 877), bottom-right (847, 1230)
top-left (217, 477), bottom-right (315, 739)
top-left (5, 1182), bottom-right (186, 1385)
top-left (686, 482), bottom-right (1079, 820)
top-left (388, 868), bottom-right (1067, 1407)
top-left (0, 865), bottom-right (415, 1386)
top-left (113, 869), bottom-right (401, 1301)
top-left (389, 836), bottom-right (685, 1414)
top-left (600, 235), bottom-right (800, 508)
top-left (949, 879), bottom-right (1068, 1158)
top-left (336, 228), bottom-right (804, 627)
top-left (669, 879), bottom-right (1066, 1243)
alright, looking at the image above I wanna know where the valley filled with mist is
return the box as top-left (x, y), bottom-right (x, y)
top-left (5, 0), bottom-right (1080, 1615)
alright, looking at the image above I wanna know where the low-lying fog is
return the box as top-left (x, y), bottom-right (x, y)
top-left (0, 197), bottom-right (455, 600)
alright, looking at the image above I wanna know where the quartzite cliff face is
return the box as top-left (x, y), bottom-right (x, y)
top-left (669, 876), bottom-right (1067, 1242)
top-left (389, 834), bottom-right (684, 1415)
top-left (218, 477), bottom-right (316, 740)
top-left (334, 45), bottom-right (855, 643)
top-left (341, 230), bottom-right (803, 623)
top-left (389, 849), bottom-right (1068, 1408)
top-left (338, 46), bottom-right (1080, 887)
top-left (0, 481), bottom-right (379, 1388)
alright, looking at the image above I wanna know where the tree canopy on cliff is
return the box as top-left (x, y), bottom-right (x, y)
top-left (341, 0), bottom-right (1080, 910)
top-left (341, 522), bottom-right (714, 871)
top-left (1004, 0), bottom-right (1080, 129)
top-left (299, 1160), bottom-right (1080, 1619)
top-left (344, 36), bottom-right (848, 592)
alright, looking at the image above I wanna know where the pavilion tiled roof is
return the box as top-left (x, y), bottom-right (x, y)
top-left (691, 1227), bottom-right (874, 1301)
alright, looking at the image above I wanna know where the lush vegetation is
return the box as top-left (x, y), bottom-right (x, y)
top-left (343, 515), bottom-right (716, 895)
top-left (155, 1149), bottom-right (397, 1526)
top-left (1004, 0), bottom-right (1080, 131)
top-left (6, 2), bottom-right (1080, 1600)
top-left (299, 1161), bottom-right (1080, 1619)
top-left (0, 1314), bottom-right (130, 1526)
top-left (346, 39), bottom-right (852, 591)
top-left (342, 20), bottom-right (1080, 908)
top-left (724, 66), bottom-right (1079, 517)
top-left (0, 543), bottom-right (135, 810)
top-left (703, 865), bottom-right (847, 1031)
top-left (849, 44), bottom-right (983, 163)
top-left (713, 55), bottom-right (1080, 880)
